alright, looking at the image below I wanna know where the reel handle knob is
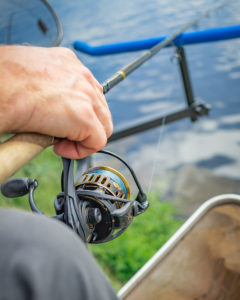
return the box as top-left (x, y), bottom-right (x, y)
top-left (1, 177), bottom-right (37, 198)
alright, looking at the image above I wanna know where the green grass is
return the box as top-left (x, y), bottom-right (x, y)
top-left (0, 147), bottom-right (62, 215)
top-left (0, 149), bottom-right (183, 291)
top-left (89, 192), bottom-right (183, 290)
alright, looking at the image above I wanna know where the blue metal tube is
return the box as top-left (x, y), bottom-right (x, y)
top-left (74, 25), bottom-right (240, 56)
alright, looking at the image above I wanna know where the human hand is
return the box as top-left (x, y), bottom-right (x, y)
top-left (0, 45), bottom-right (113, 158)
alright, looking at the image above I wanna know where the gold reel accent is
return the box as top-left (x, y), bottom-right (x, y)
top-left (76, 166), bottom-right (130, 200)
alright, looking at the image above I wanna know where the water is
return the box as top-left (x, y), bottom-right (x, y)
top-left (49, 0), bottom-right (240, 189)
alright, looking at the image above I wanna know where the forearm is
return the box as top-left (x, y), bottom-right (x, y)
top-left (0, 45), bottom-right (32, 133)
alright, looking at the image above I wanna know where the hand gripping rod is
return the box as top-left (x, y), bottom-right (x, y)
top-left (0, 0), bottom-right (230, 183)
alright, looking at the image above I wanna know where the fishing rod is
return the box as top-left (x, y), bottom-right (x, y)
top-left (0, 0), bottom-right (229, 183)
top-left (0, 0), bottom-right (230, 244)
top-left (102, 0), bottom-right (230, 94)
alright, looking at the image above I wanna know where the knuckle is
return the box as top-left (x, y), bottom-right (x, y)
top-left (102, 110), bottom-right (113, 137)
top-left (107, 120), bottom-right (114, 137)
top-left (95, 133), bottom-right (107, 151)
top-left (98, 82), bottom-right (103, 92)
top-left (95, 80), bottom-right (103, 92)
top-left (82, 85), bottom-right (95, 99)
top-left (59, 47), bottom-right (77, 59)
top-left (82, 67), bottom-right (94, 81)
top-left (82, 102), bottom-right (95, 119)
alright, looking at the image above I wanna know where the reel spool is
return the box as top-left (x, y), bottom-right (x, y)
top-left (77, 166), bottom-right (130, 204)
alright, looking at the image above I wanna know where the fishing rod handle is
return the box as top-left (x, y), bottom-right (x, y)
top-left (0, 133), bottom-right (53, 184)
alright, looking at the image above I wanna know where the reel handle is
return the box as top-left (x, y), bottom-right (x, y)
top-left (0, 133), bottom-right (53, 183)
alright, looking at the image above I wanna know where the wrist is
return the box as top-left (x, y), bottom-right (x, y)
top-left (0, 46), bottom-right (35, 133)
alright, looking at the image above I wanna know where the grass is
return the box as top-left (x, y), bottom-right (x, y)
top-left (0, 147), bottom-right (62, 215)
top-left (89, 192), bottom-right (183, 290)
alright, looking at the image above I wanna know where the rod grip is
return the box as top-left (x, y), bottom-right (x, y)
top-left (0, 133), bottom-right (53, 184)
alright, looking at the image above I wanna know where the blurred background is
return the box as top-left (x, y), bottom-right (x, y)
top-left (0, 0), bottom-right (240, 290)
top-left (51, 0), bottom-right (240, 214)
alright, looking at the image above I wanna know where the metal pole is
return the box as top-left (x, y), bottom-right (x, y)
top-left (177, 47), bottom-right (196, 122)
top-left (108, 101), bottom-right (210, 143)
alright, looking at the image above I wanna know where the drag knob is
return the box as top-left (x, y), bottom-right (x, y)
top-left (87, 208), bottom-right (102, 225)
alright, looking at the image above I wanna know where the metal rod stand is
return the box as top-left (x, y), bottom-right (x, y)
top-left (108, 101), bottom-right (210, 143)
top-left (177, 46), bottom-right (197, 122)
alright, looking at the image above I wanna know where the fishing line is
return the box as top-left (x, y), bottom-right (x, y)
top-left (146, 47), bottom-right (179, 196)
top-left (102, 1), bottom-right (230, 196)
top-left (147, 115), bottom-right (166, 196)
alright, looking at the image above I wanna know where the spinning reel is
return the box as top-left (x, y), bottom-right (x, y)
top-left (1, 150), bottom-right (149, 243)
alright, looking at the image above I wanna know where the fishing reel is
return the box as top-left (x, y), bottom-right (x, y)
top-left (1, 150), bottom-right (149, 243)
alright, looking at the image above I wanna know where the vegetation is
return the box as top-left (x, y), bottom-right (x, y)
top-left (0, 148), bottom-right (183, 291)
top-left (0, 147), bottom-right (62, 215)
top-left (89, 193), bottom-right (183, 290)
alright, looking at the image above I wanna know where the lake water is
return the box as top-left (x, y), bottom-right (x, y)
top-left (49, 0), bottom-right (240, 193)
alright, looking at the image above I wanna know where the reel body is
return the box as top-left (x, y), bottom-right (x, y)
top-left (1, 150), bottom-right (148, 244)
top-left (74, 166), bottom-right (132, 243)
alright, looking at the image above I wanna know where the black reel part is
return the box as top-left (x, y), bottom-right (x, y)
top-left (1, 150), bottom-right (149, 244)
top-left (55, 151), bottom-right (148, 243)
top-left (0, 177), bottom-right (43, 214)
top-left (75, 190), bottom-right (135, 243)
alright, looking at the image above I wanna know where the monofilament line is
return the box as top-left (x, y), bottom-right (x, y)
top-left (147, 116), bottom-right (166, 196)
